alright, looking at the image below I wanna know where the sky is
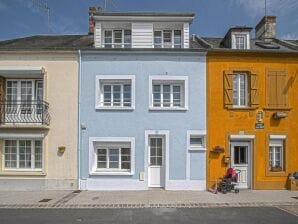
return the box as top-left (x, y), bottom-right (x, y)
top-left (0, 0), bottom-right (297, 41)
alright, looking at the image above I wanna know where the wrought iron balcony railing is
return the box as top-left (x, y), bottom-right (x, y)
top-left (0, 100), bottom-right (50, 126)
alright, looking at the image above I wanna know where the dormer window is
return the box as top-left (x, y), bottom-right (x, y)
top-left (154, 30), bottom-right (182, 48)
top-left (235, 34), bottom-right (247, 49)
top-left (104, 29), bottom-right (132, 48)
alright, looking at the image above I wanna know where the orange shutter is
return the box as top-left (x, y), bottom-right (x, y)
top-left (266, 71), bottom-right (288, 108)
top-left (249, 72), bottom-right (259, 108)
top-left (276, 71), bottom-right (288, 107)
top-left (223, 70), bottom-right (233, 108)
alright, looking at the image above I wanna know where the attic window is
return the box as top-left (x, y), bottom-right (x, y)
top-left (235, 34), bottom-right (247, 49)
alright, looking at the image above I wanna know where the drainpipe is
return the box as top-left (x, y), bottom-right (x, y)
top-left (77, 49), bottom-right (82, 190)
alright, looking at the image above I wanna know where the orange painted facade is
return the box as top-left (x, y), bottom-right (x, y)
top-left (207, 51), bottom-right (298, 190)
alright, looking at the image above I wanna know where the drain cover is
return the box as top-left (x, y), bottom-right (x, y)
top-left (292, 197), bottom-right (298, 200)
top-left (39, 198), bottom-right (52, 203)
top-left (73, 190), bottom-right (81, 194)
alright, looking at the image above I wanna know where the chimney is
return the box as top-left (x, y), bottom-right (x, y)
top-left (88, 6), bottom-right (102, 34)
top-left (255, 16), bottom-right (276, 41)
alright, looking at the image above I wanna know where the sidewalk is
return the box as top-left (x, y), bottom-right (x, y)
top-left (0, 189), bottom-right (297, 209)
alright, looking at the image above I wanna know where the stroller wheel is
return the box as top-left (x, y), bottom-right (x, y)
top-left (235, 189), bottom-right (239, 193)
top-left (222, 189), bottom-right (227, 194)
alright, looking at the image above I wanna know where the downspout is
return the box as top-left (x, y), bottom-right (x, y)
top-left (77, 49), bottom-right (82, 190)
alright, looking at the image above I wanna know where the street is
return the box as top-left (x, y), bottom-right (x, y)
top-left (0, 207), bottom-right (297, 224)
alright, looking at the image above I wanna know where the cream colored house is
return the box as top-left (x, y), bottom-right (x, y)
top-left (0, 35), bottom-right (89, 190)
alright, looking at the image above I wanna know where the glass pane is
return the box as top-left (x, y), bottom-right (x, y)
top-left (114, 30), bottom-right (122, 48)
top-left (150, 157), bottom-right (156, 166)
top-left (109, 148), bottom-right (119, 168)
top-left (34, 140), bottom-right (42, 169)
top-left (112, 85), bottom-right (121, 106)
top-left (97, 162), bottom-right (107, 168)
top-left (163, 85), bottom-right (171, 107)
top-left (173, 85), bottom-right (181, 106)
top-left (103, 85), bottom-right (112, 106)
top-left (104, 31), bottom-right (112, 48)
top-left (174, 30), bottom-right (181, 48)
top-left (163, 30), bottom-right (172, 48)
top-left (121, 162), bottom-right (130, 170)
top-left (233, 75), bottom-right (239, 105)
top-left (123, 85), bottom-right (131, 107)
top-left (156, 157), bottom-right (162, 166)
top-left (153, 85), bottom-right (161, 107)
top-left (109, 162), bottom-right (119, 168)
top-left (154, 31), bottom-right (162, 48)
top-left (234, 146), bottom-right (247, 164)
top-left (150, 147), bottom-right (156, 157)
top-left (190, 136), bottom-right (203, 146)
top-left (124, 30), bottom-right (131, 48)
top-left (19, 140), bottom-right (31, 168)
top-left (4, 140), bottom-right (17, 168)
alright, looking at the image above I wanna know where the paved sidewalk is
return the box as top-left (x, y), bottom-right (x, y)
top-left (0, 189), bottom-right (297, 209)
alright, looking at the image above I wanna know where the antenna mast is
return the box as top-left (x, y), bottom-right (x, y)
top-left (31, 0), bottom-right (51, 33)
top-left (265, 0), bottom-right (267, 16)
top-left (103, 0), bottom-right (116, 11)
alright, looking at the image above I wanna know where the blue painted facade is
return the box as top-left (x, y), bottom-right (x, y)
top-left (79, 52), bottom-right (206, 190)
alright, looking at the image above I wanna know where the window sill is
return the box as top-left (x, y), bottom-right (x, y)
top-left (227, 106), bottom-right (257, 111)
top-left (263, 107), bottom-right (292, 111)
top-left (90, 171), bottom-right (133, 176)
top-left (95, 106), bottom-right (134, 111)
top-left (188, 147), bottom-right (206, 151)
top-left (0, 170), bottom-right (46, 176)
top-left (149, 107), bottom-right (188, 111)
top-left (266, 171), bottom-right (287, 177)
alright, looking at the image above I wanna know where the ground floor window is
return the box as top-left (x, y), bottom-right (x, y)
top-left (269, 138), bottom-right (285, 172)
top-left (3, 139), bottom-right (43, 170)
top-left (90, 137), bottom-right (135, 175)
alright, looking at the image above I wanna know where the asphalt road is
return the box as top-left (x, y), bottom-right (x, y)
top-left (0, 207), bottom-right (297, 224)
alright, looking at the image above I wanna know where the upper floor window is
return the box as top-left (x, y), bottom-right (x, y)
top-left (96, 75), bottom-right (135, 110)
top-left (149, 76), bottom-right (188, 110)
top-left (235, 34), bottom-right (247, 49)
top-left (223, 70), bottom-right (259, 109)
top-left (154, 30), bottom-right (182, 48)
top-left (266, 70), bottom-right (288, 108)
top-left (104, 29), bottom-right (131, 48)
top-left (232, 73), bottom-right (247, 107)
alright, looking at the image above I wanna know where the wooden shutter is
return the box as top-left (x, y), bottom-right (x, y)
top-left (223, 70), bottom-right (233, 108)
top-left (0, 76), bottom-right (5, 101)
top-left (266, 71), bottom-right (288, 108)
top-left (0, 76), bottom-right (5, 124)
top-left (249, 72), bottom-right (259, 108)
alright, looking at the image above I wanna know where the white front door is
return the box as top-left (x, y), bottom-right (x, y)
top-left (148, 136), bottom-right (165, 188)
top-left (230, 142), bottom-right (251, 189)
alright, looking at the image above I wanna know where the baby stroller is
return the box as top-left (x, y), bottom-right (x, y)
top-left (217, 167), bottom-right (240, 194)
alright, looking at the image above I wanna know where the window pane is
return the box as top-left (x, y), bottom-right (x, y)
top-left (174, 30), bottom-right (181, 48)
top-left (19, 140), bottom-right (31, 168)
top-left (109, 148), bottom-right (119, 168)
top-left (104, 31), bottom-right (112, 48)
top-left (153, 85), bottom-right (161, 107)
top-left (123, 84), bottom-right (131, 107)
top-left (190, 136), bottom-right (203, 146)
top-left (113, 30), bottom-right (122, 48)
top-left (163, 30), bottom-right (172, 48)
top-left (97, 148), bottom-right (107, 168)
top-left (124, 30), bottom-right (131, 48)
top-left (4, 140), bottom-right (17, 168)
top-left (103, 85), bottom-right (112, 106)
top-left (113, 85), bottom-right (121, 106)
top-left (121, 148), bottom-right (130, 170)
top-left (233, 74), bottom-right (247, 106)
top-left (154, 31), bottom-right (162, 48)
top-left (173, 85), bottom-right (181, 106)
top-left (163, 85), bottom-right (171, 107)
top-left (34, 140), bottom-right (42, 169)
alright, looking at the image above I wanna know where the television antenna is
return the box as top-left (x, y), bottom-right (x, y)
top-left (102, 0), bottom-right (116, 11)
top-left (31, 0), bottom-right (51, 33)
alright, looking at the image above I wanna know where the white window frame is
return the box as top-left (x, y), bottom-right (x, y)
top-left (232, 73), bottom-right (248, 107)
top-left (269, 136), bottom-right (286, 172)
top-left (149, 75), bottom-right (188, 111)
top-left (103, 29), bottom-right (132, 48)
top-left (231, 32), bottom-right (250, 49)
top-left (187, 130), bottom-right (206, 151)
top-left (89, 137), bottom-right (135, 176)
top-left (2, 138), bottom-right (44, 172)
top-left (95, 75), bottom-right (135, 110)
top-left (153, 30), bottom-right (182, 48)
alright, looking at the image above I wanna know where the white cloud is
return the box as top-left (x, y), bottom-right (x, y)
top-left (280, 33), bottom-right (298, 40)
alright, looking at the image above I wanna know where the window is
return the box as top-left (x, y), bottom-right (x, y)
top-left (3, 139), bottom-right (43, 170)
top-left (223, 71), bottom-right (258, 108)
top-left (103, 29), bottom-right (132, 48)
top-left (96, 75), bottom-right (135, 110)
top-left (266, 70), bottom-right (288, 108)
top-left (89, 137), bottom-right (135, 175)
top-left (234, 146), bottom-right (248, 164)
top-left (235, 34), bottom-right (247, 49)
top-left (187, 130), bottom-right (206, 151)
top-left (153, 30), bottom-right (182, 48)
top-left (149, 76), bottom-right (188, 110)
top-left (232, 73), bottom-right (247, 107)
top-left (269, 138), bottom-right (285, 172)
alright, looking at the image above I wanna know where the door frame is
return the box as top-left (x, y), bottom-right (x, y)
top-left (145, 130), bottom-right (169, 189)
top-left (229, 136), bottom-right (254, 189)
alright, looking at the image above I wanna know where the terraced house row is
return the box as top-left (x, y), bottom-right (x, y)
top-left (0, 8), bottom-right (297, 191)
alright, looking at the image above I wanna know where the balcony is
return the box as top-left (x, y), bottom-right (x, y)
top-left (0, 101), bottom-right (50, 126)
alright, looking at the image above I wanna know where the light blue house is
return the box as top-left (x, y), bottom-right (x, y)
top-left (79, 10), bottom-right (207, 190)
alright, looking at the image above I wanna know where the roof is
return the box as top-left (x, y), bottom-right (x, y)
top-left (92, 11), bottom-right (195, 17)
top-left (193, 36), bottom-right (298, 52)
top-left (0, 35), bottom-right (93, 50)
top-left (0, 34), bottom-right (296, 53)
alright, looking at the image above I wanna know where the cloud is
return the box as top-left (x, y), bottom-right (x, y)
top-left (229, 0), bottom-right (298, 17)
top-left (280, 33), bottom-right (298, 40)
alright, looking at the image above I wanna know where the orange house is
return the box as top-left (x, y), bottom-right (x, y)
top-left (196, 16), bottom-right (298, 189)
